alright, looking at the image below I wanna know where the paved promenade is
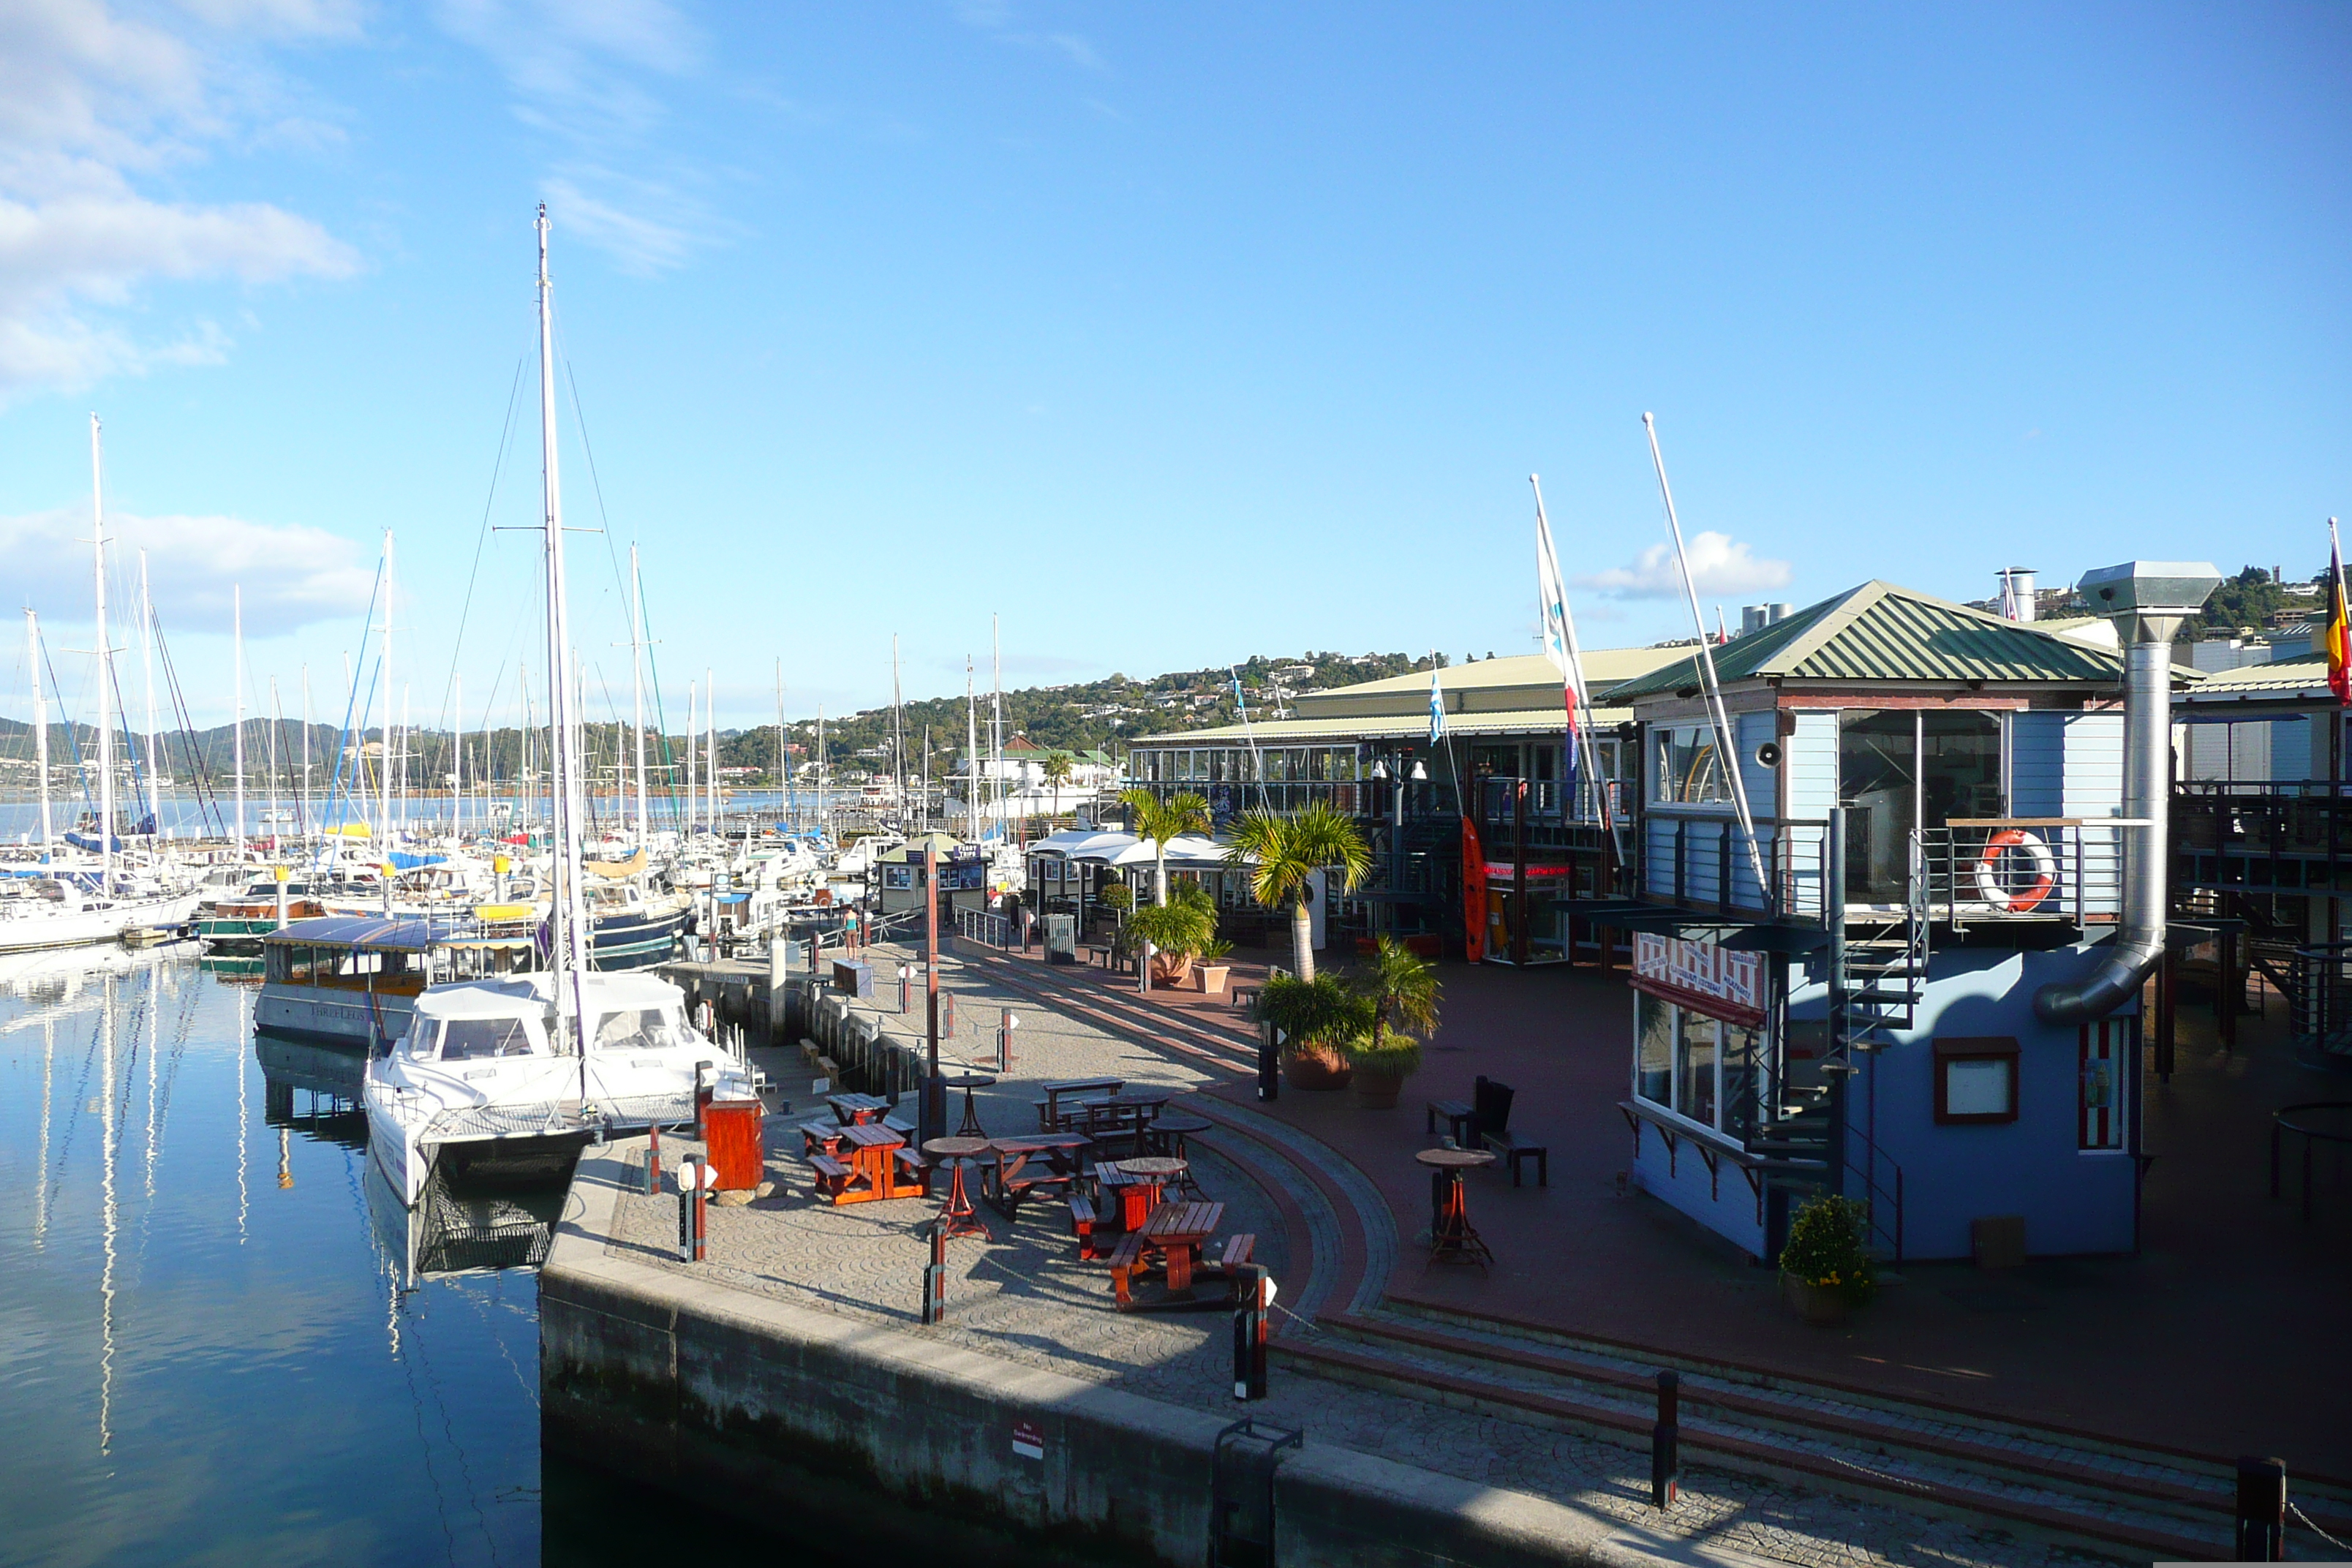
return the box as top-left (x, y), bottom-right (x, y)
top-left (598, 936), bottom-right (2135, 1568)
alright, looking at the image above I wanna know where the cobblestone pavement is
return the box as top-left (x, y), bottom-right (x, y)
top-left (606, 943), bottom-right (2108, 1568)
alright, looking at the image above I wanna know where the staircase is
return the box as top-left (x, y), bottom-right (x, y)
top-left (1272, 1302), bottom-right (2352, 1564)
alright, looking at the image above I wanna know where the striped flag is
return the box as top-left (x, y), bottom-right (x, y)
top-left (2329, 519), bottom-right (2350, 707)
top-left (1532, 483), bottom-right (1589, 794)
top-left (1428, 661), bottom-right (1446, 747)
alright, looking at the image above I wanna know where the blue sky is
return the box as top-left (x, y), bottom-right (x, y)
top-left (1, 1), bottom-right (2347, 735)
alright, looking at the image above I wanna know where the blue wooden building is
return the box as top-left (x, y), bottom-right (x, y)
top-left (1585, 567), bottom-right (2217, 1264)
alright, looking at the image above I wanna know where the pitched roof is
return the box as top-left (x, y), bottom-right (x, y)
top-left (2175, 651), bottom-right (2334, 706)
top-left (1600, 581), bottom-right (2132, 701)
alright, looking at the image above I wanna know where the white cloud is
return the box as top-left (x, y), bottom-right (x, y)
top-left (1573, 531), bottom-right (1793, 599)
top-left (0, 0), bottom-right (359, 400)
top-left (3, 505), bottom-right (376, 634)
top-left (434, 0), bottom-right (712, 274)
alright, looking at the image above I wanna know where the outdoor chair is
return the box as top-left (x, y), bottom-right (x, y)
top-left (1471, 1075), bottom-right (1549, 1188)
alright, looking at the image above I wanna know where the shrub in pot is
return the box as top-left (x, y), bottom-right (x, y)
top-left (1778, 1194), bottom-right (1877, 1325)
top-left (1128, 884), bottom-right (1215, 987)
top-left (1344, 1036), bottom-right (1424, 1109)
top-left (1256, 972), bottom-right (1374, 1090)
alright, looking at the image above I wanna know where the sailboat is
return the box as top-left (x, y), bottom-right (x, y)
top-left (0, 423), bottom-right (200, 954)
top-left (363, 207), bottom-right (752, 1207)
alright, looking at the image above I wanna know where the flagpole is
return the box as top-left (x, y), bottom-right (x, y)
top-left (1529, 475), bottom-right (1627, 872)
top-left (1642, 414), bottom-right (1771, 905)
top-left (2328, 517), bottom-right (2349, 709)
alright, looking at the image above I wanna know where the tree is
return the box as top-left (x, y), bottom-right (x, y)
top-left (1040, 752), bottom-right (1073, 819)
top-left (2193, 566), bottom-right (2293, 641)
top-left (1352, 935), bottom-right (1441, 1055)
top-left (1119, 787), bottom-right (1212, 905)
top-left (1223, 801), bottom-right (1371, 981)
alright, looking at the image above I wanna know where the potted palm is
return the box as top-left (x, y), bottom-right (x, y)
top-left (1118, 787), bottom-right (1213, 907)
top-left (1222, 802), bottom-right (1372, 981)
top-left (1127, 883), bottom-right (1215, 987)
top-left (1343, 937), bottom-right (1441, 1109)
top-left (1256, 972), bottom-right (1374, 1090)
top-left (1778, 1194), bottom-right (1877, 1325)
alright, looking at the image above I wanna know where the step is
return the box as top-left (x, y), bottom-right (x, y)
top-left (1278, 1310), bottom-right (2352, 1562)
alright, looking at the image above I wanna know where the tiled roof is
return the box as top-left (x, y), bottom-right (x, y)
top-left (1601, 581), bottom-right (2132, 701)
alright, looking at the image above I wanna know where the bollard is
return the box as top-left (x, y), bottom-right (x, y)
top-left (1231, 1265), bottom-right (1270, 1401)
top-left (692, 1157), bottom-right (709, 1262)
top-left (1651, 1371), bottom-right (1679, 1509)
top-left (900, 962), bottom-right (911, 1014)
top-left (676, 1158), bottom-right (695, 1260)
top-left (2234, 1456), bottom-right (2286, 1561)
top-left (646, 1125), bottom-right (662, 1195)
top-left (941, 990), bottom-right (956, 1042)
top-left (998, 1008), bottom-right (1018, 1073)
top-left (920, 1221), bottom-right (947, 1324)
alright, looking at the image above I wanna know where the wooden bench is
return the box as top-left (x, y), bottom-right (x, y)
top-left (1069, 1195), bottom-right (1101, 1259)
top-left (1230, 984), bottom-right (1261, 1013)
top-left (1425, 1098), bottom-right (1474, 1141)
top-left (893, 1146), bottom-right (932, 1192)
top-left (1036, 1077), bottom-right (1125, 1131)
top-left (1470, 1075), bottom-right (1548, 1187)
top-left (1216, 1233), bottom-right (1255, 1272)
top-left (1482, 1129), bottom-right (1548, 1186)
top-left (808, 1153), bottom-right (850, 1199)
top-left (1106, 1232), bottom-right (1148, 1311)
top-left (799, 1120), bottom-right (847, 1157)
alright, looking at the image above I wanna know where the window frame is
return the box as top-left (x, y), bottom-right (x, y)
top-left (1932, 1036), bottom-right (2020, 1126)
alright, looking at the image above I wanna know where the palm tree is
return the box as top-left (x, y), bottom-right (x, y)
top-left (1119, 786), bottom-right (1212, 905)
top-left (1040, 752), bottom-right (1073, 822)
top-left (1352, 935), bottom-right (1441, 1054)
top-left (1223, 801), bottom-right (1371, 981)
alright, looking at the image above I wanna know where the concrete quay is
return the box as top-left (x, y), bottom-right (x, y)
top-left (542, 942), bottom-right (2116, 1568)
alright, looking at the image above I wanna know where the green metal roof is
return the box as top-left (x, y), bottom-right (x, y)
top-left (1601, 581), bottom-right (2132, 701)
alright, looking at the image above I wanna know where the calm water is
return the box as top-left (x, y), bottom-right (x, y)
top-left (0, 947), bottom-right (804, 1567)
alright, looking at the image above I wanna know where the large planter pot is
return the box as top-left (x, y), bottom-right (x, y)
top-left (1193, 963), bottom-right (1230, 995)
top-left (1282, 1044), bottom-right (1353, 1091)
top-left (1781, 1273), bottom-right (1852, 1326)
top-left (1351, 1067), bottom-right (1406, 1109)
top-left (1149, 951), bottom-right (1194, 987)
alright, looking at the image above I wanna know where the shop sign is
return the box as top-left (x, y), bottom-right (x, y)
top-left (1632, 932), bottom-right (1764, 1026)
top-left (1481, 863), bottom-right (1572, 880)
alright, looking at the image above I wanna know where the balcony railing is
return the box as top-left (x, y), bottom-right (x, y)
top-left (1641, 810), bottom-right (1831, 921)
top-left (2174, 781), bottom-right (2352, 894)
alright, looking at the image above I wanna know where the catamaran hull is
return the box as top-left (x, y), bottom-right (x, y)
top-left (589, 905), bottom-right (688, 970)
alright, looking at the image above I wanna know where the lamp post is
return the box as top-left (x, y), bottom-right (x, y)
top-left (1370, 753), bottom-right (1427, 938)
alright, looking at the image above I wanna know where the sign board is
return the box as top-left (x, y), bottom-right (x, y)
top-left (1481, 862), bottom-right (1573, 881)
top-left (1011, 1419), bottom-right (1045, 1460)
top-left (1631, 932), bottom-right (1765, 1027)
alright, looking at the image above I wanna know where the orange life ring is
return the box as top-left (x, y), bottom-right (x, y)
top-left (1974, 829), bottom-right (2055, 913)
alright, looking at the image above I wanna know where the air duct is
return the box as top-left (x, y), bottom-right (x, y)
top-left (2032, 562), bottom-right (2220, 1025)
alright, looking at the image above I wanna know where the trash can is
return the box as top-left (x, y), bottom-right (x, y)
top-left (1044, 913), bottom-right (1078, 965)
top-left (831, 958), bottom-right (874, 998)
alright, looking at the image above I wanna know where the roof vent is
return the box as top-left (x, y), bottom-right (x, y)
top-left (2075, 561), bottom-right (2223, 645)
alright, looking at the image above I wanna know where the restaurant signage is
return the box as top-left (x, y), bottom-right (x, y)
top-left (1631, 932), bottom-right (1765, 1027)
top-left (1481, 862), bottom-right (1572, 881)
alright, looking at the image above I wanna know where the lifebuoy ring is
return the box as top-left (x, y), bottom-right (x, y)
top-left (1974, 829), bottom-right (2056, 912)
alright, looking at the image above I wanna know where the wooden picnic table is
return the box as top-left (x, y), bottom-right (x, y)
top-left (1416, 1146), bottom-right (1495, 1267)
top-left (1035, 1077), bottom-right (1123, 1131)
top-left (815, 1121), bottom-right (929, 1206)
top-left (1098, 1156), bottom-right (1186, 1230)
top-left (828, 1092), bottom-right (892, 1126)
top-left (1082, 1091), bottom-right (1173, 1153)
top-left (981, 1133), bottom-right (1093, 1218)
top-left (1139, 1199), bottom-right (1224, 1293)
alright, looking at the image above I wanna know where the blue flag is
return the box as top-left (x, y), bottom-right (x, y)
top-left (1428, 664), bottom-right (1445, 747)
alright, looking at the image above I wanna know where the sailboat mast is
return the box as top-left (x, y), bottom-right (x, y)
top-left (90, 415), bottom-right (113, 894)
top-left (706, 666), bottom-right (716, 837)
top-left (991, 616), bottom-right (1003, 836)
top-left (817, 704), bottom-right (827, 839)
top-left (301, 666), bottom-right (312, 839)
top-left (380, 532), bottom-right (393, 845)
top-left (774, 659), bottom-right (785, 828)
top-left (536, 203), bottom-right (593, 1056)
top-left (892, 635), bottom-right (904, 818)
top-left (966, 658), bottom-right (979, 842)
top-left (455, 672), bottom-right (465, 836)
top-left (27, 611), bottom-right (51, 855)
top-left (687, 679), bottom-right (698, 834)
top-left (233, 584), bottom-right (244, 863)
top-left (139, 550), bottom-right (156, 826)
top-left (268, 676), bottom-right (282, 847)
top-left (630, 546), bottom-right (648, 849)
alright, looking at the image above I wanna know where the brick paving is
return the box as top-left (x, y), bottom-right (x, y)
top-left (589, 941), bottom-right (2127, 1568)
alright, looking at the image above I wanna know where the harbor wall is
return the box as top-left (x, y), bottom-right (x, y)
top-left (540, 1150), bottom-right (1637, 1567)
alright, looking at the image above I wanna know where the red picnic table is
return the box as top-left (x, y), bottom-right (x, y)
top-left (810, 1121), bottom-right (930, 1206)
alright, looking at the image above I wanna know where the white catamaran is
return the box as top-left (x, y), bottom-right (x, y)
top-left (363, 207), bottom-right (751, 1206)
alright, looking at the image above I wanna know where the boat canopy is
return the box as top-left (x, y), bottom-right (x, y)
top-left (387, 851), bottom-right (449, 870)
top-left (263, 913), bottom-right (500, 951)
top-left (411, 979), bottom-right (546, 1022)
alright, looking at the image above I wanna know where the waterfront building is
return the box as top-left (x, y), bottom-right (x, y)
top-left (1586, 570), bottom-right (2215, 1263)
top-left (1122, 648), bottom-right (1682, 961)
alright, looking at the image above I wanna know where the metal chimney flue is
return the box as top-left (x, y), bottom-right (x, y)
top-left (2032, 560), bottom-right (2221, 1025)
top-left (1997, 568), bottom-right (2038, 622)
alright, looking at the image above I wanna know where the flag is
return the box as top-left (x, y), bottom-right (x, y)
top-left (2329, 519), bottom-right (2350, 707)
top-left (1531, 483), bottom-right (1588, 801)
top-left (1428, 662), bottom-right (1446, 747)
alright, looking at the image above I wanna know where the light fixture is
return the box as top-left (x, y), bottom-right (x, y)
top-left (1409, 760), bottom-right (1428, 781)
top-left (1370, 759), bottom-right (1390, 781)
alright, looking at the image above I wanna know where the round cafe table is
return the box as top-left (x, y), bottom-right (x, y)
top-left (922, 1137), bottom-right (995, 1241)
top-left (1102, 1156), bottom-right (1188, 1230)
top-left (1415, 1147), bottom-right (1496, 1267)
top-left (941, 1073), bottom-right (998, 1139)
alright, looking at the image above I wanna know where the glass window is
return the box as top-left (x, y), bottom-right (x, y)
top-left (438, 1017), bottom-right (537, 1060)
top-left (1654, 726), bottom-right (1727, 804)
top-left (1637, 992), bottom-right (1674, 1107)
top-left (1840, 710), bottom-right (1916, 902)
top-left (594, 1007), bottom-right (691, 1052)
top-left (1921, 711), bottom-right (2002, 830)
top-left (1678, 1014), bottom-right (1719, 1126)
top-left (1719, 1019), bottom-right (1759, 1140)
